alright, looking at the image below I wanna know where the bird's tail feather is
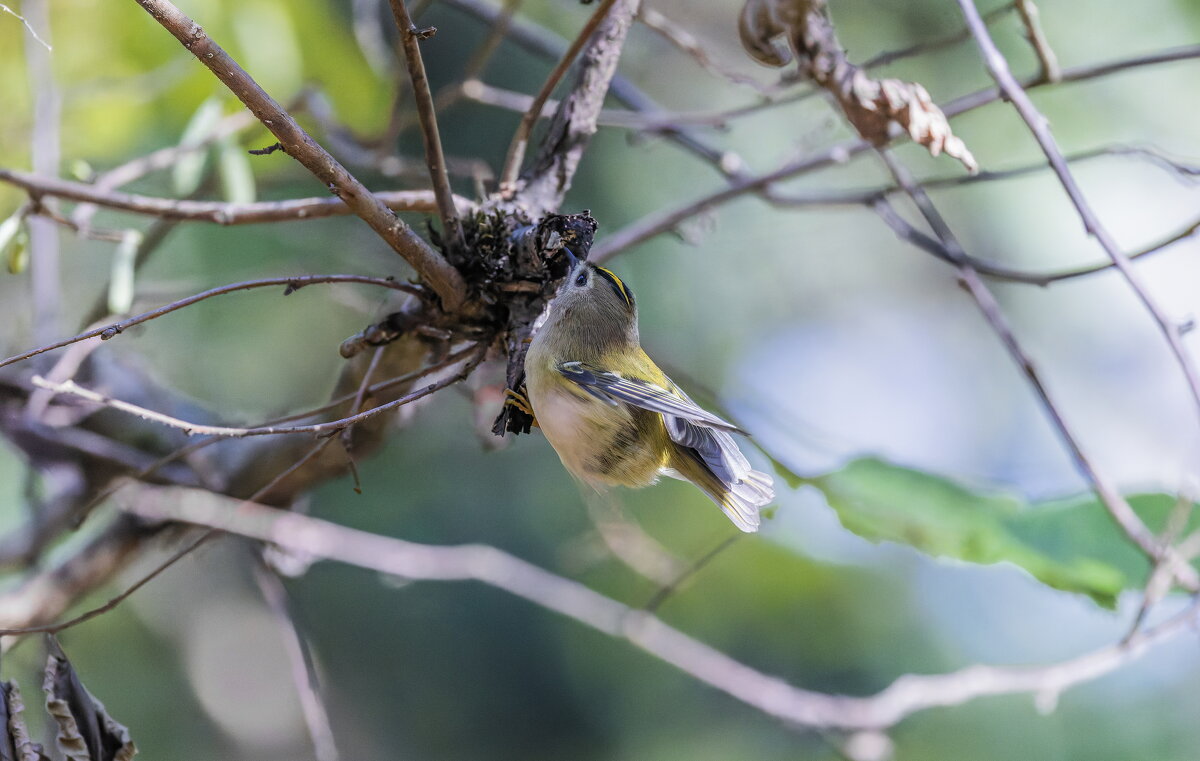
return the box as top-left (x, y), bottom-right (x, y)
top-left (670, 447), bottom-right (774, 533)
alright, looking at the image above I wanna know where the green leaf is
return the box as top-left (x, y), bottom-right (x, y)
top-left (107, 230), bottom-right (143, 315)
top-left (0, 213), bottom-right (28, 275)
top-left (171, 97), bottom-right (224, 197)
top-left (217, 135), bottom-right (256, 204)
top-left (809, 457), bottom-right (1191, 608)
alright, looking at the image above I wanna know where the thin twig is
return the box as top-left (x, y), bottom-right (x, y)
top-left (54, 342), bottom-right (482, 533)
top-left (592, 44), bottom-right (1200, 262)
top-left (122, 492), bottom-right (1200, 731)
top-left (498, 0), bottom-right (620, 193)
top-left (130, 0), bottom-right (468, 310)
top-left (637, 6), bottom-right (778, 94)
top-left (1, 3), bottom-right (51, 50)
top-left (858, 1), bottom-right (1016, 70)
top-left (593, 141), bottom-right (856, 262)
top-left (463, 78), bottom-right (800, 131)
top-left (30, 345), bottom-right (488, 439)
top-left (385, 0), bottom-right (465, 252)
top-left (426, 0), bottom-right (524, 121)
top-left (253, 562), bottom-right (340, 761)
top-left (0, 275), bottom-right (420, 370)
top-left (869, 194), bottom-right (1200, 288)
top-left (0, 169), bottom-right (476, 223)
top-left (1123, 494), bottom-right (1195, 642)
top-left (642, 534), bottom-right (741, 613)
top-left (1015, 0), bottom-right (1060, 83)
top-left (768, 144), bottom-right (1200, 208)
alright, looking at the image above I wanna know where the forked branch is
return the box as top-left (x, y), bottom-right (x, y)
top-left (130, 0), bottom-right (468, 310)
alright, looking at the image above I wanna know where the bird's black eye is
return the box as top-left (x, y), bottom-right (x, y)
top-left (574, 272), bottom-right (587, 287)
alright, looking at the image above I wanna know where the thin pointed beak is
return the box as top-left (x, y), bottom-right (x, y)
top-left (563, 247), bottom-right (580, 267)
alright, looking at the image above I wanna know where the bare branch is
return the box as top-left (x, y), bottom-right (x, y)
top-left (940, 43), bottom-right (1200, 119)
top-left (30, 344), bottom-right (487, 439)
top-left (637, 6), bottom-right (779, 94)
top-left (0, 169), bottom-right (476, 224)
top-left (858, 2), bottom-right (1016, 70)
top-left (130, 0), bottom-right (468, 311)
top-left (0, 275), bottom-right (420, 370)
top-left (386, 0), bottom-right (466, 251)
top-left (420, 0), bottom-right (524, 130)
top-left (0, 337), bottom-right (460, 643)
top-left (464, 78), bottom-right (796, 132)
top-left (593, 45), bottom-right (1200, 261)
top-left (122, 492), bottom-right (1200, 731)
top-left (498, 0), bottom-right (621, 194)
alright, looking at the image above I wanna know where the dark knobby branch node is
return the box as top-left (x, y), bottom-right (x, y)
top-left (470, 210), bottom-right (597, 436)
top-left (334, 209), bottom-right (598, 435)
top-left (247, 142), bottom-right (286, 156)
top-left (739, 0), bottom-right (978, 173)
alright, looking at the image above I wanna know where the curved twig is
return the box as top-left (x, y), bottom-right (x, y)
top-left (0, 275), bottom-right (420, 370)
top-left (1, 169), bottom-right (477, 223)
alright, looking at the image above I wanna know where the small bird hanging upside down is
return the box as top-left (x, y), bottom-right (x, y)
top-left (519, 253), bottom-right (774, 533)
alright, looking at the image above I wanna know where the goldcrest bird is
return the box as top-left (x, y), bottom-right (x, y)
top-left (523, 254), bottom-right (774, 532)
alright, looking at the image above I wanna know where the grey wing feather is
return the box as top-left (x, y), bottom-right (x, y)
top-left (557, 361), bottom-right (745, 433)
top-left (560, 361), bottom-right (774, 532)
top-left (664, 389), bottom-right (774, 532)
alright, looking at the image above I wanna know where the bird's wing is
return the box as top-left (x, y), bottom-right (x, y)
top-left (661, 388), bottom-right (754, 483)
top-left (556, 361), bottom-right (746, 434)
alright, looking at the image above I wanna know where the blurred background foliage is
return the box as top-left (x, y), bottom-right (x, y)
top-left (3, 0), bottom-right (1200, 759)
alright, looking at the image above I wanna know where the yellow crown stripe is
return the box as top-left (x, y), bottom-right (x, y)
top-left (594, 266), bottom-right (634, 307)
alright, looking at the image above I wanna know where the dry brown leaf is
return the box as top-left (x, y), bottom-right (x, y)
top-left (738, 0), bottom-right (978, 173)
top-left (42, 639), bottom-right (137, 761)
top-left (2, 683), bottom-right (51, 761)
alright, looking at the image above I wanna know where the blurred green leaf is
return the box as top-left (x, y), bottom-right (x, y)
top-left (217, 136), bottom-right (256, 204)
top-left (0, 213), bottom-right (27, 275)
top-left (232, 1), bottom-right (303, 99)
top-left (809, 458), bottom-right (1190, 608)
top-left (107, 229), bottom-right (143, 315)
top-left (171, 97), bottom-right (223, 196)
top-left (69, 159), bottom-right (94, 182)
